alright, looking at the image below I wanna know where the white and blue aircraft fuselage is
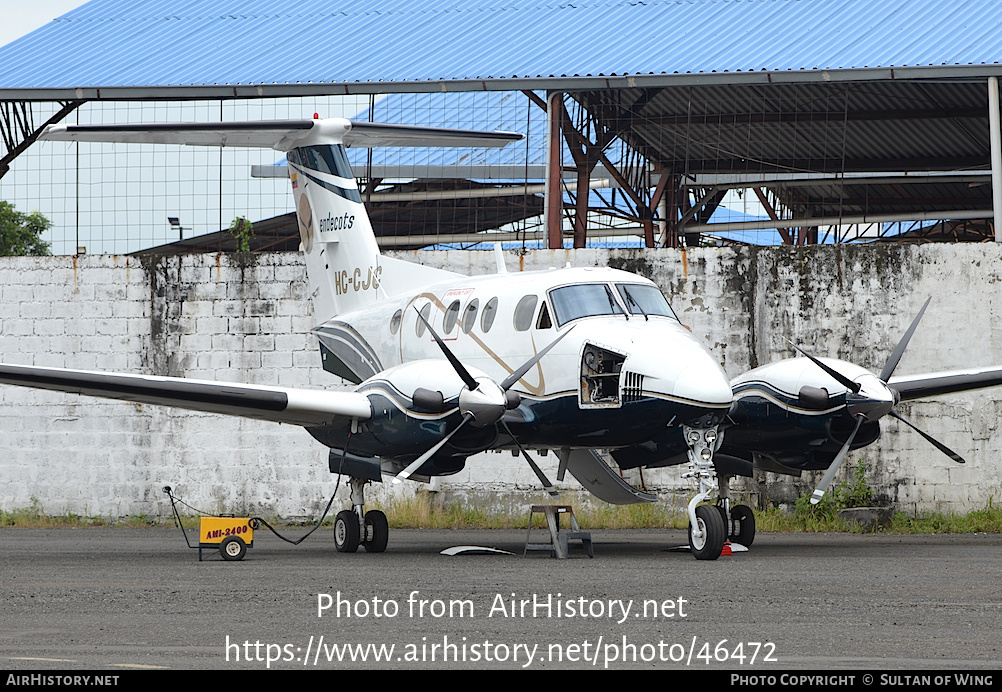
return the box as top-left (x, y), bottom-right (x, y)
top-left (1, 118), bottom-right (735, 558)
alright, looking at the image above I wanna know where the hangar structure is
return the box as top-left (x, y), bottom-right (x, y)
top-left (2, 0), bottom-right (1002, 250)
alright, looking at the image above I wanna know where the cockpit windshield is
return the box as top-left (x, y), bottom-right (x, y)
top-left (548, 283), bottom-right (624, 326)
top-left (616, 284), bottom-right (678, 320)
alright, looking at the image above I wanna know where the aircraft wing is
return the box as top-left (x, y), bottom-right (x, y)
top-left (0, 363), bottom-right (371, 427)
top-left (889, 366), bottom-right (1002, 400)
top-left (38, 119), bottom-right (523, 150)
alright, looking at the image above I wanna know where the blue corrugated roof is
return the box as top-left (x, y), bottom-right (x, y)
top-left (1, 0), bottom-right (1001, 97)
top-left (346, 91), bottom-right (548, 171)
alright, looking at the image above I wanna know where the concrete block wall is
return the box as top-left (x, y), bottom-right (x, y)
top-left (0, 245), bottom-right (1000, 519)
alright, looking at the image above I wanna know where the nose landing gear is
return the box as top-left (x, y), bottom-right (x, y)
top-left (682, 420), bottom-right (727, 560)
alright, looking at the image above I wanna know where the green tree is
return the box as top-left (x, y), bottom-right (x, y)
top-left (228, 216), bottom-right (254, 253)
top-left (0, 201), bottom-right (52, 256)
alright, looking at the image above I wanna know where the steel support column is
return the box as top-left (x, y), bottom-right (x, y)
top-left (989, 76), bottom-right (1002, 242)
top-left (0, 100), bottom-right (83, 179)
top-left (544, 92), bottom-right (564, 249)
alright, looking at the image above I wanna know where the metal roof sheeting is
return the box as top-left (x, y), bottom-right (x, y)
top-left (1, 0), bottom-right (1002, 98)
top-left (346, 91), bottom-right (549, 172)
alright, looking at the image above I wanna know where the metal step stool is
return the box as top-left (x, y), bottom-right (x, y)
top-left (524, 505), bottom-right (594, 559)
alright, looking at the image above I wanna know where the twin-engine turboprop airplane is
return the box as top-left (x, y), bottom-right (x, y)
top-left (5, 118), bottom-right (1002, 561)
top-left (1, 117), bottom-right (734, 557)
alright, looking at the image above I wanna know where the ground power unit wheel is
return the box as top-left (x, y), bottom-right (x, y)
top-left (219, 535), bottom-right (247, 561)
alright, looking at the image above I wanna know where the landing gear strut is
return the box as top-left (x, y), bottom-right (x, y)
top-left (334, 478), bottom-right (388, 553)
top-left (682, 420), bottom-right (726, 560)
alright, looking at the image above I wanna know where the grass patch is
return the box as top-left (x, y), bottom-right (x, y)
top-left (0, 497), bottom-right (160, 528)
top-left (752, 502), bottom-right (1002, 535)
top-left (4, 490), bottom-right (1002, 534)
top-left (378, 494), bottom-right (691, 530)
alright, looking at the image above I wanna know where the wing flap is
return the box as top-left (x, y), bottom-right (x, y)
top-left (0, 363), bottom-right (371, 427)
top-left (889, 366), bottom-right (1002, 400)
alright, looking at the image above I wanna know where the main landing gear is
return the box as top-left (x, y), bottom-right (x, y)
top-left (715, 471), bottom-right (756, 547)
top-left (334, 477), bottom-right (388, 553)
top-left (681, 419), bottom-right (756, 559)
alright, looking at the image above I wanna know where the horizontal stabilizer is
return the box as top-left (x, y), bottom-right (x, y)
top-left (39, 118), bottom-right (523, 151)
top-left (889, 366), bottom-right (1002, 400)
top-left (0, 363), bottom-right (371, 427)
top-left (344, 122), bottom-right (523, 148)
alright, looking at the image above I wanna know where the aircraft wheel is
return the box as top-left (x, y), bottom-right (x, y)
top-left (220, 535), bottom-right (247, 561)
top-left (730, 504), bottom-right (756, 547)
top-left (334, 510), bottom-right (360, 553)
top-left (716, 504), bottom-right (728, 527)
top-left (688, 505), bottom-right (726, 560)
top-left (363, 510), bottom-right (389, 553)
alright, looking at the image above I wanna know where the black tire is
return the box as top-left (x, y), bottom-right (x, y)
top-left (334, 510), bottom-right (360, 553)
top-left (363, 510), bottom-right (389, 553)
top-left (730, 504), bottom-right (756, 547)
top-left (716, 503), bottom-right (728, 527)
top-left (219, 535), bottom-right (247, 561)
top-left (688, 504), bottom-right (726, 560)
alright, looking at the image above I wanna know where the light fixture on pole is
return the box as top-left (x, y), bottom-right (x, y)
top-left (167, 217), bottom-right (189, 241)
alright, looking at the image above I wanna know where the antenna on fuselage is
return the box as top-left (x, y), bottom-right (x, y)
top-left (493, 243), bottom-right (508, 274)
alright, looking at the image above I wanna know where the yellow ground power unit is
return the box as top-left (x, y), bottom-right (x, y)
top-left (198, 516), bottom-right (255, 561)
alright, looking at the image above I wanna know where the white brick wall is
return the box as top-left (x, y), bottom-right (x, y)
top-left (1, 246), bottom-right (1000, 519)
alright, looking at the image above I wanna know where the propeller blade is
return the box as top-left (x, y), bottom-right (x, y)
top-left (889, 409), bottom-right (965, 464)
top-left (501, 420), bottom-right (558, 496)
top-left (810, 414), bottom-right (865, 504)
top-left (499, 326), bottom-right (575, 392)
top-left (788, 340), bottom-right (861, 395)
top-left (413, 306), bottom-right (479, 392)
top-left (879, 297), bottom-right (932, 382)
top-left (393, 413), bottom-right (473, 484)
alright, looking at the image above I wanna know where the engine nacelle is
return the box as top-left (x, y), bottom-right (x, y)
top-left (307, 360), bottom-right (500, 479)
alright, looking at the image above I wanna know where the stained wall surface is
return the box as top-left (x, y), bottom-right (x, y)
top-left (1, 245), bottom-right (999, 519)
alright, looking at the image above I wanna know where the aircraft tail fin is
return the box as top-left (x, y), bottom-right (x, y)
top-left (41, 118), bottom-right (523, 323)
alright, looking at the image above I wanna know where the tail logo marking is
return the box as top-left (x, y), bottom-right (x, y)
top-left (319, 212), bottom-right (355, 235)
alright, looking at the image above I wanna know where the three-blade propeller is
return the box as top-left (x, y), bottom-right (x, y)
top-left (800, 297), bottom-right (964, 504)
top-left (392, 305), bottom-right (572, 495)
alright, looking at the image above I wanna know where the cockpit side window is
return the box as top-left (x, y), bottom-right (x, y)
top-left (548, 284), bottom-right (624, 327)
top-left (536, 301), bottom-right (553, 330)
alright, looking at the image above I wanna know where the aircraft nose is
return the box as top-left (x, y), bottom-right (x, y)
top-left (672, 357), bottom-right (733, 408)
top-left (623, 324), bottom-right (732, 408)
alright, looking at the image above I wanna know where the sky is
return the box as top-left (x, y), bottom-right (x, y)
top-left (0, 0), bottom-right (89, 48)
